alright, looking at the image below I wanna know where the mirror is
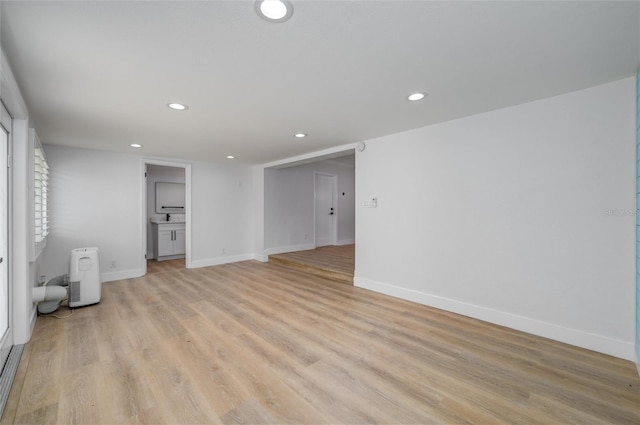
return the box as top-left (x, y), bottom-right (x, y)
top-left (155, 182), bottom-right (185, 213)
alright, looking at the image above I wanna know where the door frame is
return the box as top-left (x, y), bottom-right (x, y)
top-left (140, 159), bottom-right (192, 275)
top-left (0, 118), bottom-right (11, 371)
top-left (2, 48), bottom-right (31, 347)
top-left (313, 172), bottom-right (337, 247)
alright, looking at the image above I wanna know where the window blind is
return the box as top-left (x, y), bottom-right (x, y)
top-left (34, 144), bottom-right (49, 245)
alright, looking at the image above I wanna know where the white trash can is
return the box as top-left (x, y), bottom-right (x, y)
top-left (69, 247), bottom-right (102, 308)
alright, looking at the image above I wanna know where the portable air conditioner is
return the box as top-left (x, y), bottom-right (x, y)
top-left (69, 247), bottom-right (102, 308)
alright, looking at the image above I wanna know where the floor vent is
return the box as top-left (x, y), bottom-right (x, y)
top-left (0, 344), bottom-right (24, 420)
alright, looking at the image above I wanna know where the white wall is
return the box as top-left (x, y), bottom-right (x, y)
top-left (43, 145), bottom-right (255, 280)
top-left (636, 72), bottom-right (640, 369)
top-left (43, 147), bottom-right (143, 281)
top-left (189, 160), bottom-right (254, 267)
top-left (355, 77), bottom-right (637, 360)
top-left (264, 158), bottom-right (355, 254)
top-left (2, 49), bottom-right (40, 344)
top-left (12, 118), bottom-right (35, 344)
top-left (146, 165), bottom-right (185, 259)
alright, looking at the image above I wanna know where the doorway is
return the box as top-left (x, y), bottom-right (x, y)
top-left (314, 173), bottom-right (337, 247)
top-left (264, 152), bottom-right (355, 285)
top-left (140, 159), bottom-right (192, 276)
top-left (0, 124), bottom-right (10, 369)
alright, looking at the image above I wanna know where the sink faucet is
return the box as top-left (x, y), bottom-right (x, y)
top-left (166, 213), bottom-right (171, 221)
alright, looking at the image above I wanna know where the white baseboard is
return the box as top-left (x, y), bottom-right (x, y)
top-left (253, 253), bottom-right (269, 262)
top-left (354, 275), bottom-right (636, 361)
top-left (101, 268), bottom-right (143, 283)
top-left (100, 255), bottom-right (259, 281)
top-left (189, 253), bottom-right (255, 269)
top-left (264, 243), bottom-right (315, 256)
top-left (336, 238), bottom-right (355, 246)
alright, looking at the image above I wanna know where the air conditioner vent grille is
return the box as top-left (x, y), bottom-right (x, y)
top-left (70, 281), bottom-right (81, 303)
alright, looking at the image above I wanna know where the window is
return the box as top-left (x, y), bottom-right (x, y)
top-left (34, 132), bottom-right (49, 255)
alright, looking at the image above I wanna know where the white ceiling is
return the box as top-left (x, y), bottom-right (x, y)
top-left (1, 1), bottom-right (638, 165)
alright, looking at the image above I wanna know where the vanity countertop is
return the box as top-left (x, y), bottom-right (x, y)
top-left (150, 219), bottom-right (186, 224)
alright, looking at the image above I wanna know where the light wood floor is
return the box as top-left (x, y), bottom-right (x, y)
top-left (2, 260), bottom-right (639, 424)
top-left (146, 258), bottom-right (185, 274)
top-left (269, 244), bottom-right (355, 284)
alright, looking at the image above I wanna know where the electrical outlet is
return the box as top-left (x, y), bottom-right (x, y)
top-left (109, 260), bottom-right (116, 269)
top-left (222, 247), bottom-right (226, 254)
top-left (304, 233), bottom-right (308, 240)
top-left (39, 275), bottom-right (46, 284)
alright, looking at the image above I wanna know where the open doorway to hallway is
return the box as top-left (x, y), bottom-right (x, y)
top-left (264, 151), bottom-right (355, 283)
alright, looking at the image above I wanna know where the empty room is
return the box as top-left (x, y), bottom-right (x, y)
top-left (0, 1), bottom-right (639, 424)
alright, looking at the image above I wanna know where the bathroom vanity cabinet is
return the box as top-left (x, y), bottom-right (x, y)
top-left (152, 222), bottom-right (186, 261)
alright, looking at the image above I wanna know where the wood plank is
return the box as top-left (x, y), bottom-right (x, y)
top-left (56, 366), bottom-right (101, 425)
top-left (269, 244), bottom-right (354, 284)
top-left (146, 258), bottom-right (184, 274)
top-left (13, 336), bottom-right (63, 417)
top-left (220, 399), bottom-right (276, 425)
top-left (3, 260), bottom-right (639, 424)
top-left (0, 343), bottom-right (34, 425)
top-left (13, 403), bottom-right (58, 425)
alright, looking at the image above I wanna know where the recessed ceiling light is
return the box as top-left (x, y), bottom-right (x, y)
top-left (407, 92), bottom-right (426, 101)
top-left (226, 155), bottom-right (235, 159)
top-left (294, 133), bottom-right (307, 138)
top-left (255, 0), bottom-right (293, 23)
top-left (167, 103), bottom-right (188, 111)
top-left (130, 143), bottom-right (143, 148)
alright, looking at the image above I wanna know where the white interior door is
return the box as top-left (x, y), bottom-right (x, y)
top-left (315, 173), bottom-right (336, 247)
top-left (0, 126), bottom-right (11, 368)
